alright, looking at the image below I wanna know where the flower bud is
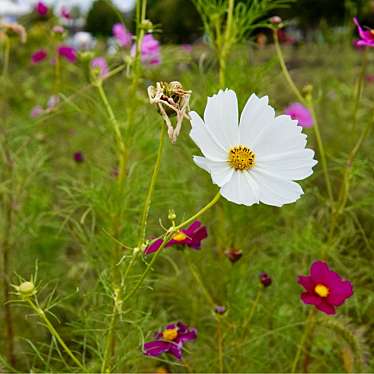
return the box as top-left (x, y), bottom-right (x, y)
top-left (224, 248), bottom-right (242, 263)
top-left (214, 305), bottom-right (226, 315)
top-left (270, 16), bottom-right (282, 25)
top-left (18, 281), bottom-right (36, 298)
top-left (259, 272), bottom-right (272, 288)
top-left (141, 19), bottom-right (154, 33)
top-left (168, 209), bottom-right (176, 221)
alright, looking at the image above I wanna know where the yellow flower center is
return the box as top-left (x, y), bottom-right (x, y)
top-left (228, 145), bottom-right (256, 171)
top-left (371, 29), bottom-right (374, 35)
top-left (162, 328), bottom-right (178, 341)
top-left (173, 231), bottom-right (187, 241)
top-left (314, 284), bottom-right (329, 298)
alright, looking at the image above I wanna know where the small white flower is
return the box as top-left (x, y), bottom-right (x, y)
top-left (189, 89), bottom-right (317, 207)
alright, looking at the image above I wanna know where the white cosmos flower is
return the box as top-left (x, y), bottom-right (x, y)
top-left (189, 89), bottom-right (317, 207)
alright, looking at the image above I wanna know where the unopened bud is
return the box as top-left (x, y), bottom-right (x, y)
top-left (270, 16), bottom-right (282, 25)
top-left (168, 209), bottom-right (176, 221)
top-left (214, 305), bottom-right (226, 315)
top-left (18, 281), bottom-right (36, 298)
top-left (259, 272), bottom-right (272, 288)
top-left (141, 19), bottom-right (154, 33)
top-left (224, 248), bottom-right (242, 263)
top-left (302, 84), bottom-right (313, 98)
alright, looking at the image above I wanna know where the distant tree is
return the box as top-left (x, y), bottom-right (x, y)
top-left (85, 0), bottom-right (120, 36)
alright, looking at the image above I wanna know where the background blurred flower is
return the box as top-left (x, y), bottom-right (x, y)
top-left (30, 105), bottom-right (44, 118)
top-left (52, 25), bottom-right (65, 34)
top-left (112, 23), bottom-right (132, 47)
top-left (60, 6), bottom-right (71, 20)
top-left (58, 45), bottom-right (77, 63)
top-left (73, 152), bottom-right (84, 163)
top-left (143, 322), bottom-right (197, 360)
top-left (31, 49), bottom-right (48, 64)
top-left (91, 57), bottom-right (109, 78)
top-left (224, 248), bottom-right (242, 263)
top-left (353, 17), bottom-right (374, 47)
top-left (47, 95), bottom-right (60, 110)
top-left (132, 34), bottom-right (160, 65)
top-left (259, 272), bottom-right (272, 287)
top-left (284, 102), bottom-right (313, 128)
top-left (191, 90), bottom-right (317, 206)
top-left (36, 1), bottom-right (48, 16)
top-left (144, 220), bottom-right (208, 255)
top-left (298, 261), bottom-right (353, 315)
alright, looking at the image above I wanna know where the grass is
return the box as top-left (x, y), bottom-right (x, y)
top-left (0, 21), bottom-right (373, 373)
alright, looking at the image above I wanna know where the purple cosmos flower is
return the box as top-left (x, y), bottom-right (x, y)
top-left (112, 23), bottom-right (132, 47)
top-left (73, 152), bottom-right (84, 163)
top-left (91, 57), bottom-right (109, 78)
top-left (143, 322), bottom-right (197, 360)
top-left (224, 248), bottom-right (242, 263)
top-left (353, 17), bottom-right (374, 48)
top-left (36, 1), bottom-right (48, 16)
top-left (131, 34), bottom-right (161, 65)
top-left (298, 261), bottom-right (353, 315)
top-left (31, 49), bottom-right (48, 64)
top-left (31, 105), bottom-right (44, 118)
top-left (284, 102), bottom-right (313, 128)
top-left (144, 220), bottom-right (208, 255)
top-left (57, 45), bottom-right (77, 63)
top-left (259, 272), bottom-right (272, 288)
top-left (60, 6), bottom-right (71, 19)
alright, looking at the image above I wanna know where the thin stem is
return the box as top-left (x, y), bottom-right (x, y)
top-left (2, 36), bottom-right (10, 78)
top-left (291, 310), bottom-right (315, 373)
top-left (124, 191), bottom-right (221, 302)
top-left (96, 82), bottom-right (127, 184)
top-left (26, 298), bottom-right (85, 371)
top-left (55, 54), bottom-right (61, 93)
top-left (137, 123), bottom-right (165, 248)
top-left (273, 31), bottom-right (305, 104)
top-left (101, 288), bottom-right (121, 373)
top-left (242, 288), bottom-right (262, 333)
top-left (217, 318), bottom-right (224, 373)
top-left (352, 47), bottom-right (368, 132)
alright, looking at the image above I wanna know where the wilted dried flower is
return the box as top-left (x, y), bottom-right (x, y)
top-left (147, 81), bottom-right (191, 143)
top-left (0, 22), bottom-right (27, 43)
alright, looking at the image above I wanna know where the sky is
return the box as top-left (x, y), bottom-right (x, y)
top-left (16, 0), bottom-right (136, 13)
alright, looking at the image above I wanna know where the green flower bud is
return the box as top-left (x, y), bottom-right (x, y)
top-left (168, 209), bottom-right (176, 221)
top-left (18, 281), bottom-right (36, 298)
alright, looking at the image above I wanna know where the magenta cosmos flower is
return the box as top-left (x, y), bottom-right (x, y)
top-left (143, 322), bottom-right (197, 360)
top-left (36, 1), bottom-right (48, 16)
top-left (131, 34), bottom-right (161, 65)
top-left (144, 220), bottom-right (208, 255)
top-left (91, 57), bottom-right (109, 78)
top-left (60, 6), bottom-right (71, 19)
top-left (57, 45), bottom-right (77, 63)
top-left (31, 49), bottom-right (48, 64)
top-left (284, 102), bottom-right (313, 128)
top-left (353, 17), bottom-right (374, 47)
top-left (112, 23), bottom-right (132, 47)
top-left (298, 261), bottom-right (353, 315)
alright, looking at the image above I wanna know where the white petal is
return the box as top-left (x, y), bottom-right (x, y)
top-left (220, 171), bottom-right (259, 206)
top-left (189, 111), bottom-right (227, 161)
top-left (252, 115), bottom-right (308, 156)
top-left (239, 94), bottom-right (275, 148)
top-left (250, 168), bottom-right (304, 207)
top-left (193, 156), bottom-right (233, 186)
top-left (204, 89), bottom-right (239, 149)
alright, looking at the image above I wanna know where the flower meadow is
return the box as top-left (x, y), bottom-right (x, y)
top-left (0, 1), bottom-right (373, 373)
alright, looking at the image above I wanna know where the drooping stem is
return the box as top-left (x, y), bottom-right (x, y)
top-left (137, 123), bottom-right (165, 248)
top-left (26, 298), bottom-right (85, 371)
top-left (124, 192), bottom-right (221, 302)
top-left (352, 47), bottom-right (368, 132)
top-left (96, 81), bottom-right (127, 185)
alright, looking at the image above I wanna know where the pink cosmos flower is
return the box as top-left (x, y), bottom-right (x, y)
top-left (143, 322), bottom-right (197, 360)
top-left (112, 23), bottom-right (132, 47)
top-left (31, 49), bottom-right (48, 64)
top-left (60, 6), bottom-right (71, 19)
top-left (144, 220), bottom-right (208, 255)
top-left (353, 17), bottom-right (374, 48)
top-left (31, 105), bottom-right (44, 118)
top-left (284, 102), bottom-right (313, 128)
top-left (52, 25), bottom-right (65, 34)
top-left (91, 57), bottom-right (109, 78)
top-left (131, 34), bottom-right (161, 65)
top-left (36, 1), bottom-right (48, 16)
top-left (57, 45), bottom-right (77, 63)
top-left (298, 261), bottom-right (353, 315)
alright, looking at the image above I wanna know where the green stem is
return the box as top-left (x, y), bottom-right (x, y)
top-left (26, 298), bottom-right (85, 371)
top-left (124, 192), bottom-right (221, 302)
top-left (55, 54), bottom-right (61, 93)
top-left (217, 318), bottom-right (224, 373)
top-left (101, 288), bottom-right (121, 373)
top-left (96, 82), bottom-right (127, 185)
top-left (2, 36), bottom-right (10, 78)
top-left (241, 288), bottom-right (262, 334)
top-left (274, 30), bottom-right (334, 204)
top-left (291, 310), bottom-right (315, 373)
top-left (352, 47), bottom-right (368, 132)
top-left (137, 123), bottom-right (165, 248)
